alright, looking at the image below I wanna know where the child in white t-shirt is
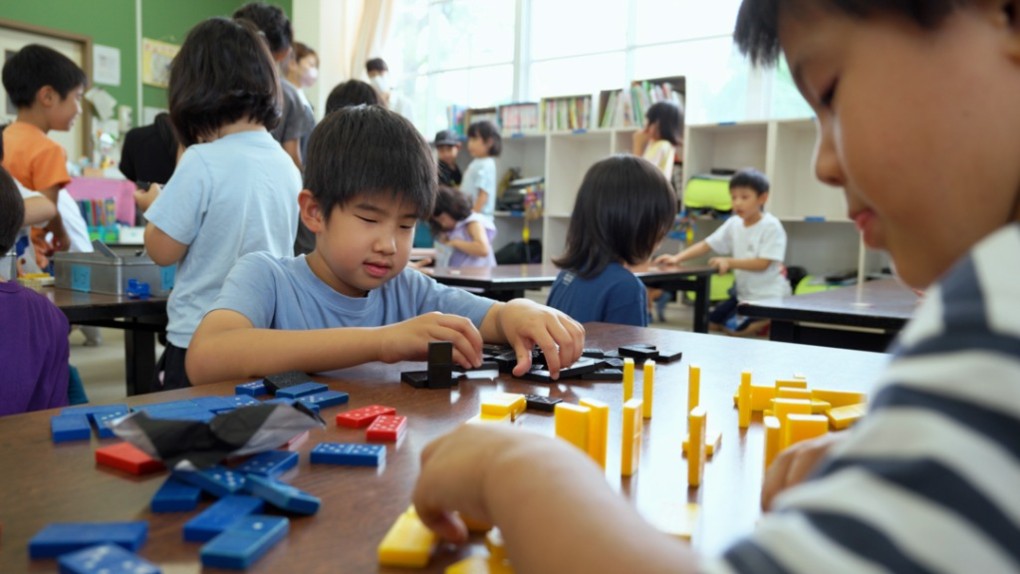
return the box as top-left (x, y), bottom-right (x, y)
top-left (656, 168), bottom-right (789, 334)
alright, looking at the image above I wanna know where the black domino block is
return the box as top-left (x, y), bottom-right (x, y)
top-left (580, 368), bottom-right (624, 381)
top-left (654, 348), bottom-right (683, 363)
top-left (401, 370), bottom-right (430, 389)
top-left (524, 394), bottom-right (562, 412)
top-left (618, 345), bottom-right (659, 361)
top-left (263, 370), bottom-right (313, 395)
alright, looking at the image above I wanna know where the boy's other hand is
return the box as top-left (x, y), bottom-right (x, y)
top-left (761, 432), bottom-right (846, 511)
top-left (500, 299), bottom-right (584, 379)
top-left (709, 256), bottom-right (731, 274)
top-left (133, 183), bottom-right (161, 212)
top-left (379, 312), bottom-right (483, 370)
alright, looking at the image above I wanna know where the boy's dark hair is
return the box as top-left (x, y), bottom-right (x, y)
top-left (734, 0), bottom-right (961, 66)
top-left (305, 105), bottom-right (436, 220)
top-left (366, 58), bottom-right (388, 74)
top-left (325, 80), bottom-right (380, 114)
top-left (645, 101), bottom-right (683, 146)
top-left (168, 17), bottom-right (281, 147)
top-left (729, 168), bottom-right (771, 196)
top-left (2, 44), bottom-right (87, 108)
top-left (0, 167), bottom-right (24, 255)
top-left (467, 121), bottom-right (502, 157)
top-left (554, 155), bottom-right (677, 278)
top-left (429, 186), bottom-right (473, 236)
top-left (233, 2), bottom-right (293, 55)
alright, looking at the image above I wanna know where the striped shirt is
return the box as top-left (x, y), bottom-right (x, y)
top-left (710, 223), bottom-right (1020, 574)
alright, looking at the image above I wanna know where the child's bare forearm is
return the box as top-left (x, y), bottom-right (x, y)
top-left (727, 257), bottom-right (773, 271)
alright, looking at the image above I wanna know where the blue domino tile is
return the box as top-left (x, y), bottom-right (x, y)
top-left (235, 381), bottom-right (268, 397)
top-left (189, 396), bottom-right (237, 412)
top-left (61, 404), bottom-right (130, 417)
top-left (262, 397), bottom-right (319, 415)
top-left (146, 408), bottom-right (215, 423)
top-left (200, 515), bottom-right (288, 570)
top-left (92, 411), bottom-right (128, 439)
top-left (151, 476), bottom-right (202, 513)
top-left (51, 414), bottom-right (92, 443)
top-left (274, 382), bottom-right (329, 399)
top-left (29, 521), bottom-right (148, 558)
top-left (235, 451), bottom-right (298, 479)
top-left (57, 543), bottom-right (161, 574)
top-left (297, 390), bottom-right (349, 409)
top-left (85, 407), bottom-right (129, 426)
top-left (183, 495), bottom-right (264, 542)
top-left (174, 466), bottom-right (247, 498)
top-left (244, 474), bottom-right (320, 515)
top-left (310, 443), bottom-right (385, 467)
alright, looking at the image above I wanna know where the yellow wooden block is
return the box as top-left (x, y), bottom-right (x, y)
top-left (378, 505), bottom-right (437, 568)
top-left (827, 402), bottom-right (867, 430)
top-left (642, 360), bottom-right (655, 419)
top-left (749, 384), bottom-right (777, 412)
top-left (687, 406), bottom-right (707, 487)
top-left (775, 378), bottom-right (808, 389)
top-left (480, 393), bottom-right (527, 421)
top-left (810, 399), bottom-right (832, 414)
top-left (682, 429), bottom-right (722, 458)
top-left (554, 403), bottom-right (590, 452)
top-left (785, 413), bottom-right (829, 448)
top-left (738, 370), bottom-right (752, 428)
top-left (620, 398), bottom-right (643, 477)
top-left (689, 364), bottom-right (701, 413)
top-left (445, 556), bottom-right (515, 574)
top-left (812, 389), bottom-right (868, 408)
top-left (623, 358), bottom-right (635, 402)
top-left (466, 412), bottom-right (512, 425)
top-left (776, 387), bottom-right (812, 401)
top-left (579, 398), bottom-right (609, 469)
top-left (763, 409), bottom-right (773, 417)
top-left (771, 398), bottom-right (813, 449)
top-left (763, 415), bottom-right (781, 473)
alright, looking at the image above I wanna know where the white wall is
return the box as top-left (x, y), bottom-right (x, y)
top-left (292, 0), bottom-right (363, 120)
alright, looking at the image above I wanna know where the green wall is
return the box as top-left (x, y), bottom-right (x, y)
top-left (0, 0), bottom-right (292, 126)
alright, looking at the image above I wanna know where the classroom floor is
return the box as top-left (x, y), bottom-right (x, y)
top-left (69, 289), bottom-right (701, 402)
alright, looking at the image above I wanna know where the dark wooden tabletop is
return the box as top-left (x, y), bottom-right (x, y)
top-left (741, 278), bottom-right (921, 330)
top-left (426, 263), bottom-right (716, 291)
top-left (44, 287), bottom-right (167, 324)
top-left (0, 323), bottom-right (890, 573)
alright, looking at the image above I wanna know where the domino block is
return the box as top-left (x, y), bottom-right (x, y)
top-left (827, 402), bottom-right (867, 430)
top-left (151, 476), bottom-right (202, 513)
top-left (189, 396), bottom-right (238, 412)
top-left (366, 415), bottom-right (408, 442)
top-left (654, 347), bottom-right (683, 363)
top-left (688, 364), bottom-right (700, 413)
top-left (811, 389), bottom-right (868, 408)
top-left (244, 474), bottom-right (321, 515)
top-left (810, 399), bottom-right (832, 414)
top-left (579, 367), bottom-right (624, 381)
top-left (776, 387), bottom-right (812, 401)
top-left (29, 521), bottom-right (148, 558)
top-left (263, 370), bottom-right (313, 394)
top-left (618, 344), bottom-right (658, 361)
top-left (261, 397), bottom-right (319, 416)
top-left (427, 340), bottom-right (455, 388)
top-left (579, 398), bottom-right (609, 469)
top-left (274, 382), bottom-right (329, 399)
top-left (200, 515), bottom-right (288, 570)
top-left (747, 384), bottom-right (778, 412)
top-left (86, 406), bottom-right (129, 425)
top-left (763, 415), bottom-right (782, 472)
top-left (481, 392), bottom-right (527, 421)
top-left (51, 414), bottom-right (91, 443)
top-left (235, 450), bottom-right (299, 479)
top-left (400, 370), bottom-right (430, 388)
top-left (622, 358), bottom-right (635, 402)
top-left (336, 405), bottom-right (397, 428)
top-left (465, 412), bottom-right (513, 425)
top-left (771, 399), bottom-right (813, 449)
top-left (297, 390), bottom-right (350, 409)
top-left (446, 556), bottom-right (514, 574)
top-left (95, 442), bottom-right (165, 475)
top-left (524, 394), bottom-right (562, 412)
top-left (522, 357), bottom-right (603, 381)
top-left (57, 543), bottom-right (160, 574)
top-left (183, 495), bottom-right (265, 542)
top-left (174, 466), bottom-right (246, 498)
top-left (642, 360), bottom-right (655, 419)
top-left (235, 381), bottom-right (268, 396)
top-left (775, 378), bottom-right (808, 390)
top-left (737, 371), bottom-right (752, 428)
top-left (554, 403), bottom-right (590, 453)
top-left (785, 413), bottom-right (829, 448)
top-left (61, 404), bottom-right (130, 417)
top-left (686, 406), bottom-right (707, 488)
top-left (682, 429), bottom-right (723, 458)
top-left (620, 398), bottom-right (643, 477)
top-left (377, 505), bottom-right (437, 568)
top-left (310, 442), bottom-right (386, 467)
top-left (93, 411), bottom-right (128, 439)
top-left (582, 348), bottom-right (606, 358)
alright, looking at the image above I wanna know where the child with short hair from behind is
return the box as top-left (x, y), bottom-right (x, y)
top-left (187, 106), bottom-right (583, 385)
top-left (547, 155), bottom-right (676, 326)
top-left (140, 17), bottom-right (302, 389)
top-left (462, 121), bottom-right (501, 217)
top-left (324, 80), bottom-right (380, 114)
top-left (657, 168), bottom-right (790, 335)
top-left (412, 1), bottom-right (1020, 572)
top-left (430, 185), bottom-right (497, 267)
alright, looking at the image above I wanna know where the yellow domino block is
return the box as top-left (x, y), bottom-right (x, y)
top-left (687, 406), bottom-right (707, 487)
top-left (749, 384), bottom-right (777, 412)
top-left (738, 371), bottom-right (752, 428)
top-left (682, 429), bottom-right (722, 458)
top-left (445, 556), bottom-right (514, 574)
top-left (810, 399), bottom-right (832, 414)
top-left (775, 378), bottom-right (808, 389)
top-left (827, 403), bottom-right (867, 430)
top-left (785, 413), bottom-right (829, 448)
top-left (623, 358), bottom-right (635, 402)
top-left (466, 412), bottom-right (512, 425)
top-left (579, 398), bottom-right (609, 469)
top-left (763, 415), bottom-right (781, 472)
top-left (771, 398), bottom-right (812, 449)
top-left (689, 364), bottom-right (701, 413)
top-left (776, 387), bottom-right (811, 401)
top-left (643, 360), bottom-right (655, 419)
top-left (621, 398), bottom-right (643, 477)
top-left (481, 393), bottom-right (527, 420)
top-left (812, 389), bottom-right (868, 408)
top-left (378, 505), bottom-right (437, 568)
top-left (555, 403), bottom-right (590, 452)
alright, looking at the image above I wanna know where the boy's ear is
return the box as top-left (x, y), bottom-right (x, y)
top-left (298, 190), bottom-right (326, 232)
top-left (36, 86), bottom-right (56, 107)
top-left (995, 0), bottom-right (1020, 61)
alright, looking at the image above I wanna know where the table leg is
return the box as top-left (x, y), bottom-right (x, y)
top-left (124, 328), bottom-right (157, 395)
top-left (769, 320), bottom-right (797, 343)
top-left (692, 276), bottom-right (711, 333)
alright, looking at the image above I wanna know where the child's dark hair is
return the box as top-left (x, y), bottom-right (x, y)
top-left (325, 80), bottom-right (380, 114)
top-left (233, 2), bottom-right (293, 55)
top-left (429, 186), bottom-right (473, 236)
top-left (366, 58), bottom-right (388, 74)
top-left (305, 105), bottom-right (436, 220)
top-left (645, 101), bottom-right (683, 146)
top-left (0, 167), bottom-right (24, 255)
top-left (2, 44), bottom-right (87, 108)
top-left (467, 121), bottom-right (502, 157)
top-left (168, 17), bottom-right (281, 147)
top-left (734, 0), bottom-right (962, 66)
top-left (729, 168), bottom-right (770, 196)
top-left (554, 155), bottom-right (677, 279)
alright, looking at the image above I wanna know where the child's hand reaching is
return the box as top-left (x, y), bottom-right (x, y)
top-left (494, 299), bottom-right (584, 379)
top-left (377, 312), bottom-right (484, 370)
top-left (654, 253), bottom-right (681, 267)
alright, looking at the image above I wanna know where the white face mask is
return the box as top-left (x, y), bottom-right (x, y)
top-left (301, 67), bottom-right (318, 88)
top-left (371, 74), bottom-right (390, 92)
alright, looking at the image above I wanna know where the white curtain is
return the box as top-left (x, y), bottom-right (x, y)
top-left (348, 0), bottom-right (396, 80)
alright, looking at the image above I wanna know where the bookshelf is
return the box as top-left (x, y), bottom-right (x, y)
top-left (598, 76), bottom-right (686, 130)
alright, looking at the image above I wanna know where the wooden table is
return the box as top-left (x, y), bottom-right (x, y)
top-left (0, 323), bottom-right (889, 573)
top-left (45, 287), bottom-right (168, 396)
top-left (741, 279), bottom-right (921, 352)
top-left (427, 263), bottom-right (718, 332)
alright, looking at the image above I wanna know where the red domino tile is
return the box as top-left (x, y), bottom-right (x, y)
top-left (365, 415), bottom-right (407, 442)
top-left (95, 442), bottom-right (165, 475)
top-left (336, 405), bottom-right (396, 429)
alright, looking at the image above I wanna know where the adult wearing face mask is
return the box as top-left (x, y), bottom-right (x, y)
top-left (366, 57), bottom-right (415, 125)
top-left (286, 42), bottom-right (319, 161)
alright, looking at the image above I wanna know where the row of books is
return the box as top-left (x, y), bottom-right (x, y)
top-left (599, 81), bottom-right (684, 129)
top-left (445, 103), bottom-right (542, 137)
top-left (539, 95), bottom-right (592, 132)
top-left (76, 198), bottom-right (119, 229)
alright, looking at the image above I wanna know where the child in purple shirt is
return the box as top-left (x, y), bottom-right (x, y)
top-left (0, 164), bottom-right (69, 416)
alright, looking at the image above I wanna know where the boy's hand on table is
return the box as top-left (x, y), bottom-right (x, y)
top-left (500, 299), bottom-right (584, 379)
top-left (378, 312), bottom-right (483, 370)
top-left (762, 432), bottom-right (846, 511)
top-left (709, 256), bottom-right (731, 274)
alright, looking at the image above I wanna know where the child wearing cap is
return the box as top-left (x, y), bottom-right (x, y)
top-left (433, 130), bottom-right (463, 188)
